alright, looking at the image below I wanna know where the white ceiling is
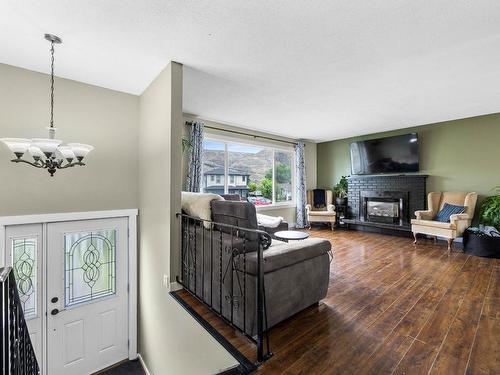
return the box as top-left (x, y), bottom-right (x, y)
top-left (1, 1), bottom-right (500, 142)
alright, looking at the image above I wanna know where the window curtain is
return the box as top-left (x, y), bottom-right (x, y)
top-left (295, 141), bottom-right (308, 228)
top-left (186, 121), bottom-right (204, 192)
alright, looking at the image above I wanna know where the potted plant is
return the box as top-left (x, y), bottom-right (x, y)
top-left (479, 186), bottom-right (500, 230)
top-left (464, 186), bottom-right (500, 258)
top-left (333, 176), bottom-right (349, 206)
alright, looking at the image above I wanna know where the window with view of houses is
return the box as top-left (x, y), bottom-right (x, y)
top-left (201, 138), bottom-right (294, 206)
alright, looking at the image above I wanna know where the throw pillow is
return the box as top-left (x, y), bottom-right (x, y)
top-left (434, 203), bottom-right (466, 222)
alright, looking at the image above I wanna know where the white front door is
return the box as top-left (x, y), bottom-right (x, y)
top-left (5, 224), bottom-right (44, 362)
top-left (46, 218), bottom-right (129, 375)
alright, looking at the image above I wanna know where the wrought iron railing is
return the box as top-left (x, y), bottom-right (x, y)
top-left (0, 267), bottom-right (40, 375)
top-left (176, 213), bottom-right (272, 363)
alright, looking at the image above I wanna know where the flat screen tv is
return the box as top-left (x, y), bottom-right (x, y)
top-left (350, 133), bottom-right (419, 175)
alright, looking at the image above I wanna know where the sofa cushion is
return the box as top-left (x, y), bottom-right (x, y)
top-left (237, 237), bottom-right (331, 275)
top-left (210, 200), bottom-right (260, 241)
top-left (411, 219), bottom-right (456, 230)
top-left (257, 213), bottom-right (283, 228)
top-left (434, 203), bottom-right (465, 222)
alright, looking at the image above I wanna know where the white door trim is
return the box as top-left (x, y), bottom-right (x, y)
top-left (0, 209), bottom-right (138, 226)
top-left (0, 209), bottom-right (139, 372)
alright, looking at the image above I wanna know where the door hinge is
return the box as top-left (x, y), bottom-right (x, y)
top-left (128, 339), bottom-right (130, 348)
top-left (127, 283), bottom-right (130, 293)
top-left (127, 228), bottom-right (130, 237)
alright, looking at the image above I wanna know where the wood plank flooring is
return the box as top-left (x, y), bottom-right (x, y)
top-left (175, 229), bottom-right (500, 375)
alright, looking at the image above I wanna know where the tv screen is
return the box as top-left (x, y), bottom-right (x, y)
top-left (350, 133), bottom-right (419, 175)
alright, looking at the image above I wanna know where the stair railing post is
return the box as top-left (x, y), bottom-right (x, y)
top-left (256, 241), bottom-right (264, 362)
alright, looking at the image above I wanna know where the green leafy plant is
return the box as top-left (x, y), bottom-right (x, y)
top-left (182, 137), bottom-right (192, 153)
top-left (333, 176), bottom-right (349, 199)
top-left (247, 181), bottom-right (257, 192)
top-left (479, 185), bottom-right (500, 230)
top-left (275, 163), bottom-right (292, 184)
top-left (259, 178), bottom-right (273, 200)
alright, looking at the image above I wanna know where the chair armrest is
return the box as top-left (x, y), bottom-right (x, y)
top-left (449, 213), bottom-right (471, 224)
top-left (305, 204), bottom-right (312, 213)
top-left (327, 204), bottom-right (335, 212)
top-left (415, 210), bottom-right (434, 220)
top-left (450, 213), bottom-right (472, 236)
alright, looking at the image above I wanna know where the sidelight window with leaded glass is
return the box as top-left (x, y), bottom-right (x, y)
top-left (12, 237), bottom-right (38, 320)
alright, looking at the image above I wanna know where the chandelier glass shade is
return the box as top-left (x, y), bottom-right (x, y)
top-left (0, 34), bottom-right (94, 176)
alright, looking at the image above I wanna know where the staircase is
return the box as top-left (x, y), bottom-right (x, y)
top-left (1, 267), bottom-right (40, 375)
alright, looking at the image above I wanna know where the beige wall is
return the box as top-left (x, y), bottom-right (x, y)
top-left (182, 114), bottom-right (317, 224)
top-left (0, 63), bottom-right (139, 215)
top-left (0, 62), bottom-right (238, 374)
top-left (138, 63), bottom-right (237, 375)
top-left (317, 113), bottom-right (500, 219)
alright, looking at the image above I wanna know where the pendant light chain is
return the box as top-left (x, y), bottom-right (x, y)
top-left (50, 40), bottom-right (55, 129)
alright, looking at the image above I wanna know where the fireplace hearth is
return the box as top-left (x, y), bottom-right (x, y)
top-left (345, 175), bottom-right (427, 235)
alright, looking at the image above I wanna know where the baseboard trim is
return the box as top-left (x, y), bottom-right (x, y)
top-left (216, 364), bottom-right (248, 374)
top-left (137, 354), bottom-right (152, 375)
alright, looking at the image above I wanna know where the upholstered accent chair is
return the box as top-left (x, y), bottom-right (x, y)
top-left (306, 189), bottom-right (336, 230)
top-left (411, 192), bottom-right (478, 251)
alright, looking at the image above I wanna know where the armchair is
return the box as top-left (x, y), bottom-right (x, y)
top-left (306, 189), bottom-right (336, 230)
top-left (411, 192), bottom-right (478, 251)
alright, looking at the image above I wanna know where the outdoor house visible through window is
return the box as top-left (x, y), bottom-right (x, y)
top-left (201, 138), bottom-right (294, 206)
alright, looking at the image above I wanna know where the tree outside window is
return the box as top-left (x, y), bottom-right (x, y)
top-left (201, 139), bottom-right (294, 206)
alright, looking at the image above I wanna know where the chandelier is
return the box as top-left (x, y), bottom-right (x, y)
top-left (0, 34), bottom-right (94, 176)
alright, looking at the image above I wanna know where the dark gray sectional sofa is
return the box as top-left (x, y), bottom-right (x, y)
top-left (220, 193), bottom-right (290, 238)
top-left (181, 199), bottom-right (331, 336)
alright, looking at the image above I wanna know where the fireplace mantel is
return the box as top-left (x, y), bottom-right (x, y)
top-left (348, 174), bottom-right (429, 180)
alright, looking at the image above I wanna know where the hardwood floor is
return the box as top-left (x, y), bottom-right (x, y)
top-left (175, 228), bottom-right (500, 374)
top-left (96, 360), bottom-right (145, 375)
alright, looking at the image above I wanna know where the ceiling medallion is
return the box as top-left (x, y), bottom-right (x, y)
top-left (1, 34), bottom-right (94, 176)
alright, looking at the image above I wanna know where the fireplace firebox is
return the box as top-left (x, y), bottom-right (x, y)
top-left (366, 199), bottom-right (400, 224)
top-left (360, 190), bottom-right (408, 227)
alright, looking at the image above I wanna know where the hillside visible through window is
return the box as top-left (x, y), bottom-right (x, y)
top-left (201, 139), bottom-right (293, 206)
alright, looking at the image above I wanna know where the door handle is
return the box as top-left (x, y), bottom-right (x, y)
top-left (51, 308), bottom-right (60, 316)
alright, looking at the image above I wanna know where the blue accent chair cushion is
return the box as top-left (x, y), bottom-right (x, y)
top-left (434, 203), bottom-right (466, 222)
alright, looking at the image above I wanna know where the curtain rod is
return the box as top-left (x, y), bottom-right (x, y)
top-left (185, 121), bottom-right (300, 146)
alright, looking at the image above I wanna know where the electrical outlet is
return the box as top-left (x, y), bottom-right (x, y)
top-left (163, 274), bottom-right (169, 290)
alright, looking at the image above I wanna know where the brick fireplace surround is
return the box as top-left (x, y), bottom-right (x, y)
top-left (345, 175), bottom-right (427, 236)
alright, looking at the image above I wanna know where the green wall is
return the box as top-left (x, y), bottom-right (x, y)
top-left (317, 113), bottom-right (500, 218)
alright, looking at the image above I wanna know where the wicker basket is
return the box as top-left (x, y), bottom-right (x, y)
top-left (463, 229), bottom-right (500, 258)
